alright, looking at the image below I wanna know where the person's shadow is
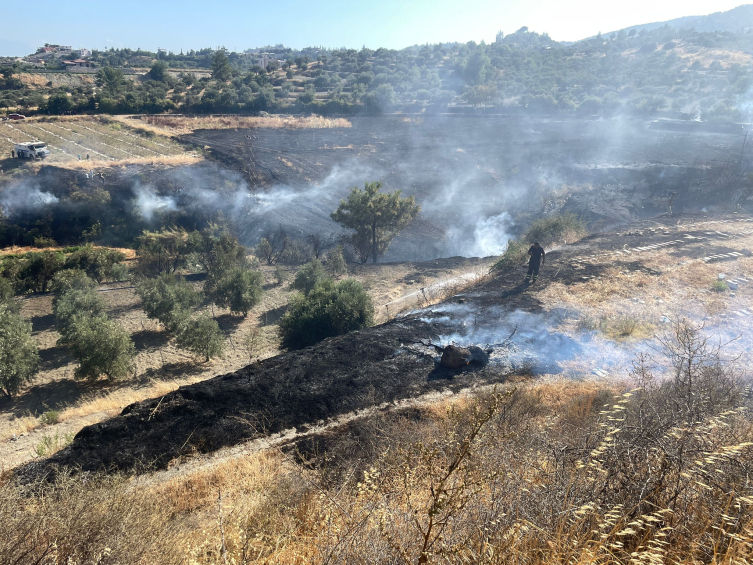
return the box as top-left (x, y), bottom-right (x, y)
top-left (500, 282), bottom-right (529, 300)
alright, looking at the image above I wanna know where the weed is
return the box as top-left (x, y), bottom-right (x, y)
top-left (711, 279), bottom-right (729, 292)
top-left (39, 410), bottom-right (60, 426)
top-left (274, 266), bottom-right (289, 285)
top-left (33, 430), bottom-right (74, 458)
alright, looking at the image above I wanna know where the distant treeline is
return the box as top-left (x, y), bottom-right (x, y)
top-left (2, 24), bottom-right (753, 120)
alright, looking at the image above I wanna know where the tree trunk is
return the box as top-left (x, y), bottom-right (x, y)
top-left (371, 222), bottom-right (377, 264)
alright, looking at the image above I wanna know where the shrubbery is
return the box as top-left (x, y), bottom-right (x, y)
top-left (291, 259), bottom-right (326, 295)
top-left (492, 214), bottom-right (586, 273)
top-left (280, 278), bottom-right (374, 348)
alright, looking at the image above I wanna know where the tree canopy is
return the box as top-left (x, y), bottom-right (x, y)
top-left (331, 181), bottom-right (419, 263)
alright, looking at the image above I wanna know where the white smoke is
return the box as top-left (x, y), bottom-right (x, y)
top-left (0, 182), bottom-right (59, 217)
top-left (132, 184), bottom-right (178, 222)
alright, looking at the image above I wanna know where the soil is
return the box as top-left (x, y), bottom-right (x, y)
top-left (21, 211), bottom-right (753, 479)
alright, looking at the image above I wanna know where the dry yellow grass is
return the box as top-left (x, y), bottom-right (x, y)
top-left (115, 114), bottom-right (352, 138)
top-left (4, 368), bottom-right (752, 564)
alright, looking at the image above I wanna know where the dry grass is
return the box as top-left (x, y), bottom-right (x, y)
top-left (118, 114), bottom-right (352, 137)
top-left (3, 348), bottom-right (752, 565)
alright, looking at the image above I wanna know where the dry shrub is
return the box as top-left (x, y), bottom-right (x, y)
top-left (0, 472), bottom-right (183, 565)
top-left (3, 321), bottom-right (753, 564)
top-left (121, 115), bottom-right (352, 137)
top-left (310, 320), bottom-right (753, 564)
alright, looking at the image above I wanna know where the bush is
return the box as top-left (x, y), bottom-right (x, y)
top-left (524, 214), bottom-right (586, 246)
top-left (711, 280), bottom-right (728, 293)
top-left (66, 315), bottom-right (135, 381)
top-left (492, 215), bottom-right (586, 273)
top-left (65, 245), bottom-right (126, 283)
top-left (491, 239), bottom-right (528, 272)
top-left (0, 302), bottom-right (39, 397)
top-left (328, 245), bottom-right (348, 277)
top-left (211, 267), bottom-right (264, 316)
top-left (176, 314), bottom-right (225, 361)
top-left (135, 274), bottom-right (201, 333)
top-left (280, 278), bottom-right (374, 348)
top-left (39, 410), bottom-right (60, 426)
top-left (291, 259), bottom-right (325, 295)
top-left (274, 266), bottom-right (288, 285)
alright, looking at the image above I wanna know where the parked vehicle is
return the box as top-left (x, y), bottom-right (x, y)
top-left (8, 113), bottom-right (26, 120)
top-left (14, 142), bottom-right (50, 159)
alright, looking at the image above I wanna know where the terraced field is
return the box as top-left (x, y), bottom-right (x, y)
top-left (0, 117), bottom-right (196, 166)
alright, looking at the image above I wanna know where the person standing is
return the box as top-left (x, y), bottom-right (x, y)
top-left (667, 192), bottom-right (677, 215)
top-left (524, 242), bottom-right (545, 284)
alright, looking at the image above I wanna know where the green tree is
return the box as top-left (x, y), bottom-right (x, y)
top-left (363, 84), bottom-right (395, 112)
top-left (135, 229), bottom-right (191, 277)
top-left (0, 303), bottom-right (39, 397)
top-left (135, 274), bottom-right (201, 333)
top-left (96, 66), bottom-right (126, 95)
top-left (44, 94), bottom-right (73, 115)
top-left (176, 314), bottom-right (225, 361)
top-left (187, 228), bottom-right (247, 289)
top-left (279, 278), bottom-right (374, 348)
top-left (300, 83), bottom-right (316, 104)
top-left (53, 283), bottom-right (107, 345)
top-left (67, 315), bottom-right (135, 381)
top-left (212, 50), bottom-right (232, 82)
top-left (20, 251), bottom-right (64, 293)
top-left (65, 245), bottom-right (126, 283)
top-left (291, 259), bottom-right (325, 295)
top-left (331, 181), bottom-right (420, 263)
top-left (149, 60), bottom-right (169, 82)
top-left (211, 267), bottom-right (264, 316)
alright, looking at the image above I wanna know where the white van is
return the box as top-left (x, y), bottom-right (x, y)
top-left (14, 142), bottom-right (51, 159)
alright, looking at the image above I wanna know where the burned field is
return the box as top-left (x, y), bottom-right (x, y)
top-left (23, 211), bottom-right (753, 478)
top-left (182, 115), bottom-right (753, 259)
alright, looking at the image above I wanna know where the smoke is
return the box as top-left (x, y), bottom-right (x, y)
top-left (132, 184), bottom-right (178, 222)
top-left (0, 181), bottom-right (58, 217)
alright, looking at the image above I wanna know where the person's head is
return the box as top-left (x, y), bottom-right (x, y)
top-left (534, 242), bottom-right (540, 247)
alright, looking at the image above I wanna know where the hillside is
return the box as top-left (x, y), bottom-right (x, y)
top-left (4, 5), bottom-right (753, 122)
top-left (607, 4), bottom-right (753, 36)
top-left (7, 211), bottom-right (753, 563)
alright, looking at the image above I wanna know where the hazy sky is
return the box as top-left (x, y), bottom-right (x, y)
top-left (0, 0), bottom-right (746, 56)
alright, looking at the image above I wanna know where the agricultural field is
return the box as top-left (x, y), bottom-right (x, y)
top-left (0, 116), bottom-right (197, 167)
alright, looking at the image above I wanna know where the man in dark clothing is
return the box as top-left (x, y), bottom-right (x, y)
top-left (524, 242), bottom-right (545, 283)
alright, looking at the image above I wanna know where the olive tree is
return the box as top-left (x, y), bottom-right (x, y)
top-left (135, 274), bottom-right (201, 333)
top-left (0, 303), bottom-right (39, 397)
top-left (211, 267), bottom-right (264, 316)
top-left (176, 314), bottom-right (225, 362)
top-left (67, 315), bottom-right (135, 381)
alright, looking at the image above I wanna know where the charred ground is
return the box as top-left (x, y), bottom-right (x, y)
top-left (22, 211), bottom-right (730, 479)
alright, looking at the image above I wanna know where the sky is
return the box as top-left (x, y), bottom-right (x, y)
top-left (0, 0), bottom-right (747, 56)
